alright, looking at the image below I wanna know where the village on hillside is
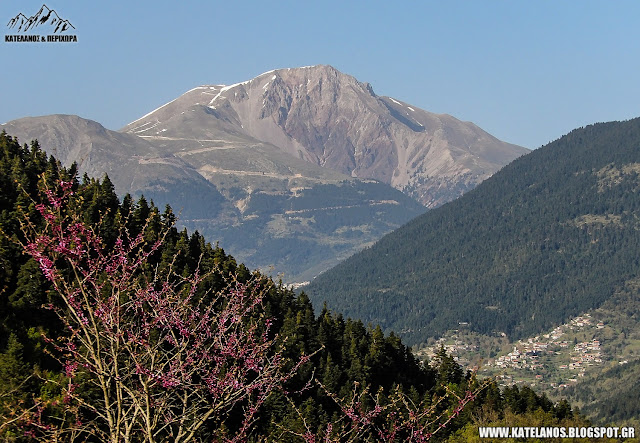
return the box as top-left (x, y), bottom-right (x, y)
top-left (490, 315), bottom-right (604, 388)
top-left (416, 313), bottom-right (630, 392)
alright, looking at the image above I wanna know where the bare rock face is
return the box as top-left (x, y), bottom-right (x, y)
top-left (122, 65), bottom-right (528, 207)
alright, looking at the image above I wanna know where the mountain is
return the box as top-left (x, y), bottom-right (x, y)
top-left (2, 66), bottom-right (525, 281)
top-left (1, 115), bottom-right (424, 283)
top-left (7, 4), bottom-right (75, 33)
top-left (305, 117), bottom-right (640, 346)
top-left (121, 65), bottom-right (528, 207)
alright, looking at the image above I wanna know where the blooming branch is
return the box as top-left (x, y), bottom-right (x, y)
top-left (18, 179), bottom-right (306, 443)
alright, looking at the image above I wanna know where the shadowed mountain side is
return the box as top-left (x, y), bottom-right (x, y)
top-left (305, 117), bottom-right (640, 345)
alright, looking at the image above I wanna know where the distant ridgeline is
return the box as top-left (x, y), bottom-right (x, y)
top-left (0, 131), bottom-right (588, 439)
top-left (306, 117), bottom-right (640, 346)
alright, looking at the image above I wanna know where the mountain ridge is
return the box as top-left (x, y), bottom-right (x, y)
top-left (121, 65), bottom-right (528, 207)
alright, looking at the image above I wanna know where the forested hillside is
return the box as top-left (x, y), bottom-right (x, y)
top-left (306, 118), bottom-right (640, 345)
top-left (0, 131), bottom-right (587, 440)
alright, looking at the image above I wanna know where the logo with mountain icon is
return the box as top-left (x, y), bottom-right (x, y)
top-left (5, 4), bottom-right (77, 43)
top-left (7, 4), bottom-right (74, 33)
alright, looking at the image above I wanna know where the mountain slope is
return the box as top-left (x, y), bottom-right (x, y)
top-left (557, 279), bottom-right (640, 425)
top-left (305, 117), bottom-right (640, 345)
top-left (0, 115), bottom-right (232, 221)
top-left (121, 65), bottom-right (528, 207)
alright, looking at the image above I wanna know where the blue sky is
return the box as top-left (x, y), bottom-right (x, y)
top-left (2, 1), bottom-right (639, 149)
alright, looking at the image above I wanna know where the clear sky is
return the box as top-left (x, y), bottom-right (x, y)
top-left (2, 1), bottom-right (639, 149)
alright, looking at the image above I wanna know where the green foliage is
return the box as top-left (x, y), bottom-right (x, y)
top-left (562, 359), bottom-right (640, 426)
top-left (0, 131), bottom-right (586, 440)
top-left (306, 117), bottom-right (640, 344)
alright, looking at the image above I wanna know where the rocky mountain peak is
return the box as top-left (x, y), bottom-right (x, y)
top-left (122, 66), bottom-right (528, 207)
